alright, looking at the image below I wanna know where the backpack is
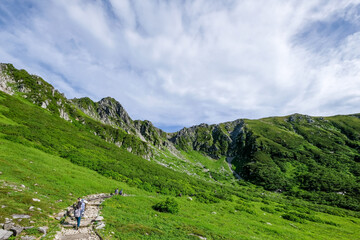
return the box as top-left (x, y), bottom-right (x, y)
top-left (74, 208), bottom-right (81, 218)
top-left (76, 201), bottom-right (82, 209)
top-left (81, 201), bottom-right (86, 211)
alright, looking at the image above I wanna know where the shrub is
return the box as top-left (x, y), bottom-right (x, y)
top-left (235, 205), bottom-right (256, 214)
top-left (282, 213), bottom-right (305, 223)
top-left (261, 206), bottom-right (276, 214)
top-left (195, 192), bottom-right (220, 204)
top-left (153, 198), bottom-right (179, 214)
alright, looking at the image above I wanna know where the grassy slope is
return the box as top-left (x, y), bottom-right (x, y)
top-left (1, 136), bottom-right (359, 240)
top-left (230, 115), bottom-right (360, 210)
top-left (0, 138), bottom-right (124, 239)
top-left (0, 91), bottom-right (225, 197)
top-left (99, 192), bottom-right (359, 240)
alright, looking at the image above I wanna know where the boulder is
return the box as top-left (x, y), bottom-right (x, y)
top-left (12, 214), bottom-right (30, 219)
top-left (0, 229), bottom-right (13, 240)
top-left (38, 226), bottom-right (48, 236)
top-left (95, 223), bottom-right (105, 229)
top-left (21, 236), bottom-right (36, 240)
top-left (10, 226), bottom-right (24, 236)
top-left (3, 222), bottom-right (14, 231)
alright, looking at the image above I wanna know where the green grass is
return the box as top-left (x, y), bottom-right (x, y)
top-left (180, 150), bottom-right (234, 183)
top-left (100, 192), bottom-right (359, 240)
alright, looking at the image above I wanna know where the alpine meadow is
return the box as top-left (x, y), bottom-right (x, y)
top-left (0, 63), bottom-right (359, 239)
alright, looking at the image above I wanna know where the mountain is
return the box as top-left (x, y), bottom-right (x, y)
top-left (0, 63), bottom-right (359, 239)
top-left (1, 63), bottom-right (360, 211)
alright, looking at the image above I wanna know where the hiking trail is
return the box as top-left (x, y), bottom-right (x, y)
top-left (54, 193), bottom-right (111, 240)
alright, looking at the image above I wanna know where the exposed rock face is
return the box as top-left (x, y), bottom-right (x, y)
top-left (59, 108), bottom-right (71, 121)
top-left (0, 63), bottom-right (71, 122)
top-left (98, 97), bottom-right (132, 127)
top-left (71, 97), bottom-right (180, 155)
top-left (71, 97), bottom-right (135, 134)
top-left (169, 119), bottom-right (245, 159)
top-left (0, 64), bottom-right (15, 95)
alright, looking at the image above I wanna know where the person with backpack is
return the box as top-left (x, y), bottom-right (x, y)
top-left (74, 198), bottom-right (82, 230)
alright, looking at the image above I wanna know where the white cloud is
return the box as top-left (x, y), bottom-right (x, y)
top-left (1, 0), bottom-right (360, 131)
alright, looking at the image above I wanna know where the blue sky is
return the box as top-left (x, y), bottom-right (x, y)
top-left (1, 0), bottom-right (360, 132)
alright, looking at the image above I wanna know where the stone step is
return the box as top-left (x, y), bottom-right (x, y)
top-left (62, 220), bottom-right (93, 228)
top-left (60, 233), bottom-right (96, 240)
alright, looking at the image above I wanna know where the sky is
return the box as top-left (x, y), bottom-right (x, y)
top-left (1, 0), bottom-right (360, 132)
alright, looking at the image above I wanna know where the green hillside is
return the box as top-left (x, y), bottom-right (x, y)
top-left (170, 115), bottom-right (360, 211)
top-left (232, 115), bottom-right (360, 210)
top-left (0, 64), bottom-right (359, 239)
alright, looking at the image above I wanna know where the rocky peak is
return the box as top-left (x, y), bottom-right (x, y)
top-left (169, 119), bottom-right (246, 159)
top-left (0, 63), bottom-right (71, 121)
top-left (97, 97), bottom-right (132, 126)
top-left (287, 113), bottom-right (314, 123)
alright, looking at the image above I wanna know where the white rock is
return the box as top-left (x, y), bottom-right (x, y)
top-left (32, 198), bottom-right (40, 202)
top-left (21, 236), bottom-right (36, 240)
top-left (12, 214), bottom-right (30, 219)
top-left (95, 223), bottom-right (105, 229)
top-left (38, 226), bottom-right (48, 235)
top-left (0, 229), bottom-right (13, 239)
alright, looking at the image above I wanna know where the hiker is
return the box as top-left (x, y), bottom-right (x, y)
top-left (115, 188), bottom-right (119, 195)
top-left (74, 198), bottom-right (82, 230)
top-left (119, 189), bottom-right (123, 196)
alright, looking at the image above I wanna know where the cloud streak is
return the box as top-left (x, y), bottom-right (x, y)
top-left (1, 0), bottom-right (360, 132)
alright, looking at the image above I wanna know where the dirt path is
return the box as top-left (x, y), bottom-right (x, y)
top-left (54, 193), bottom-right (111, 240)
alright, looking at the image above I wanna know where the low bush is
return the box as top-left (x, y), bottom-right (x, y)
top-left (195, 192), bottom-right (220, 204)
top-left (153, 198), bottom-right (179, 214)
top-left (235, 205), bottom-right (256, 214)
top-left (282, 213), bottom-right (305, 223)
top-left (261, 206), bottom-right (276, 214)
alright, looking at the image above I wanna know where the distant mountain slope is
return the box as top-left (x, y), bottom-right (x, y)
top-left (170, 114), bottom-right (360, 209)
top-left (1, 63), bottom-right (359, 210)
